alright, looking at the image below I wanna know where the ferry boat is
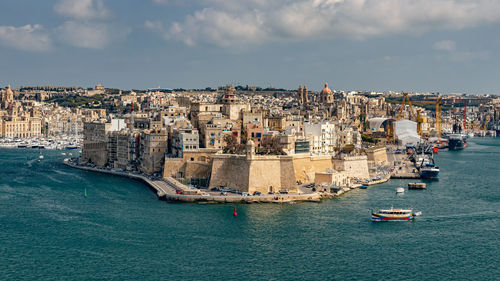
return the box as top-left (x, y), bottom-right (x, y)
top-left (371, 208), bottom-right (421, 222)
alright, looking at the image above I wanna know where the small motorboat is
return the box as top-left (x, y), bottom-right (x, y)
top-left (396, 187), bottom-right (405, 193)
top-left (371, 208), bottom-right (421, 221)
top-left (360, 185), bottom-right (368, 189)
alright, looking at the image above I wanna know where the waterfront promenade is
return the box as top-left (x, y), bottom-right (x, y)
top-left (64, 159), bottom-right (322, 203)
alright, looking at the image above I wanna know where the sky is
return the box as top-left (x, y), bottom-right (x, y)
top-left (1, 0), bottom-right (500, 94)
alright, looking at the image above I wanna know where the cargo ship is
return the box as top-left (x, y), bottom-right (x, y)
top-left (448, 134), bottom-right (467, 151)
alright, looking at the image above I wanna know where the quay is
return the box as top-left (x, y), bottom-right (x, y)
top-left (63, 159), bottom-right (322, 203)
top-left (391, 173), bottom-right (420, 179)
top-left (388, 149), bottom-right (421, 179)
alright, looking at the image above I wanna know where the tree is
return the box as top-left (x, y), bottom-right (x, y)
top-left (341, 144), bottom-right (355, 154)
top-left (258, 136), bottom-right (285, 155)
top-left (223, 134), bottom-right (245, 154)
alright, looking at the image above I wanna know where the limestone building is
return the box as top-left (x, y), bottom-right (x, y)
top-left (171, 128), bottom-right (199, 157)
top-left (140, 129), bottom-right (168, 174)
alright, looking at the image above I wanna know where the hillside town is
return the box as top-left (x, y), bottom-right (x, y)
top-left (1, 83), bottom-right (500, 201)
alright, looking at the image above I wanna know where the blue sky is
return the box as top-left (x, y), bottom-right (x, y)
top-left (1, 0), bottom-right (500, 94)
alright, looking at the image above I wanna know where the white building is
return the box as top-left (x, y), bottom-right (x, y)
top-left (304, 121), bottom-right (337, 155)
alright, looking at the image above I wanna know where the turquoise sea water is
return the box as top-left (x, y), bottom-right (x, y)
top-left (1, 138), bottom-right (499, 280)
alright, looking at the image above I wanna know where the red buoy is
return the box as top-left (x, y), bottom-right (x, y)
top-left (233, 204), bottom-right (237, 217)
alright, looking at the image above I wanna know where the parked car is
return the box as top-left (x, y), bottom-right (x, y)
top-left (201, 193), bottom-right (210, 197)
top-left (279, 189), bottom-right (289, 194)
top-left (176, 190), bottom-right (183, 194)
top-left (210, 187), bottom-right (220, 192)
top-left (242, 192), bottom-right (249, 196)
top-left (253, 191), bottom-right (262, 196)
top-left (220, 192), bottom-right (227, 196)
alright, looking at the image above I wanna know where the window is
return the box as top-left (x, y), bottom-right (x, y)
top-left (191, 157), bottom-right (194, 161)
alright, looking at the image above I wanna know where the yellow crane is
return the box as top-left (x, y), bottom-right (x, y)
top-left (436, 97), bottom-right (442, 140)
top-left (482, 117), bottom-right (489, 131)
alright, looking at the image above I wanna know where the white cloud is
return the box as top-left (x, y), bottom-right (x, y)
top-left (56, 21), bottom-right (128, 49)
top-left (54, 0), bottom-right (110, 20)
top-left (148, 0), bottom-right (500, 47)
top-left (433, 40), bottom-right (456, 51)
top-left (146, 8), bottom-right (268, 47)
top-left (0, 24), bottom-right (52, 52)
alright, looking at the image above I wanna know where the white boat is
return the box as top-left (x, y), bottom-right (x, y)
top-left (371, 208), bottom-right (421, 221)
top-left (396, 187), bottom-right (405, 193)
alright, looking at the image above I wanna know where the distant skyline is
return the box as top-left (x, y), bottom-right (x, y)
top-left (1, 0), bottom-right (500, 94)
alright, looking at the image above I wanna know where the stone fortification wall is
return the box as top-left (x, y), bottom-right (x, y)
top-left (209, 155), bottom-right (250, 191)
top-left (365, 147), bottom-right (388, 166)
top-left (210, 154), bottom-right (334, 193)
top-left (163, 149), bottom-right (218, 179)
top-left (247, 156), bottom-right (283, 193)
top-left (291, 154), bottom-right (333, 183)
top-left (185, 162), bottom-right (211, 179)
top-left (210, 154), bottom-right (300, 193)
top-left (209, 153), bottom-right (369, 192)
top-left (163, 158), bottom-right (184, 178)
top-left (333, 155), bottom-right (370, 180)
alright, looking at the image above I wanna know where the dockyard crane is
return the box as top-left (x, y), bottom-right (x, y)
top-left (436, 97), bottom-right (442, 141)
top-left (482, 116), bottom-right (489, 131)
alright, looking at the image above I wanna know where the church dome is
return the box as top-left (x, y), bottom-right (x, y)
top-left (6, 85), bottom-right (13, 95)
top-left (321, 83), bottom-right (332, 94)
